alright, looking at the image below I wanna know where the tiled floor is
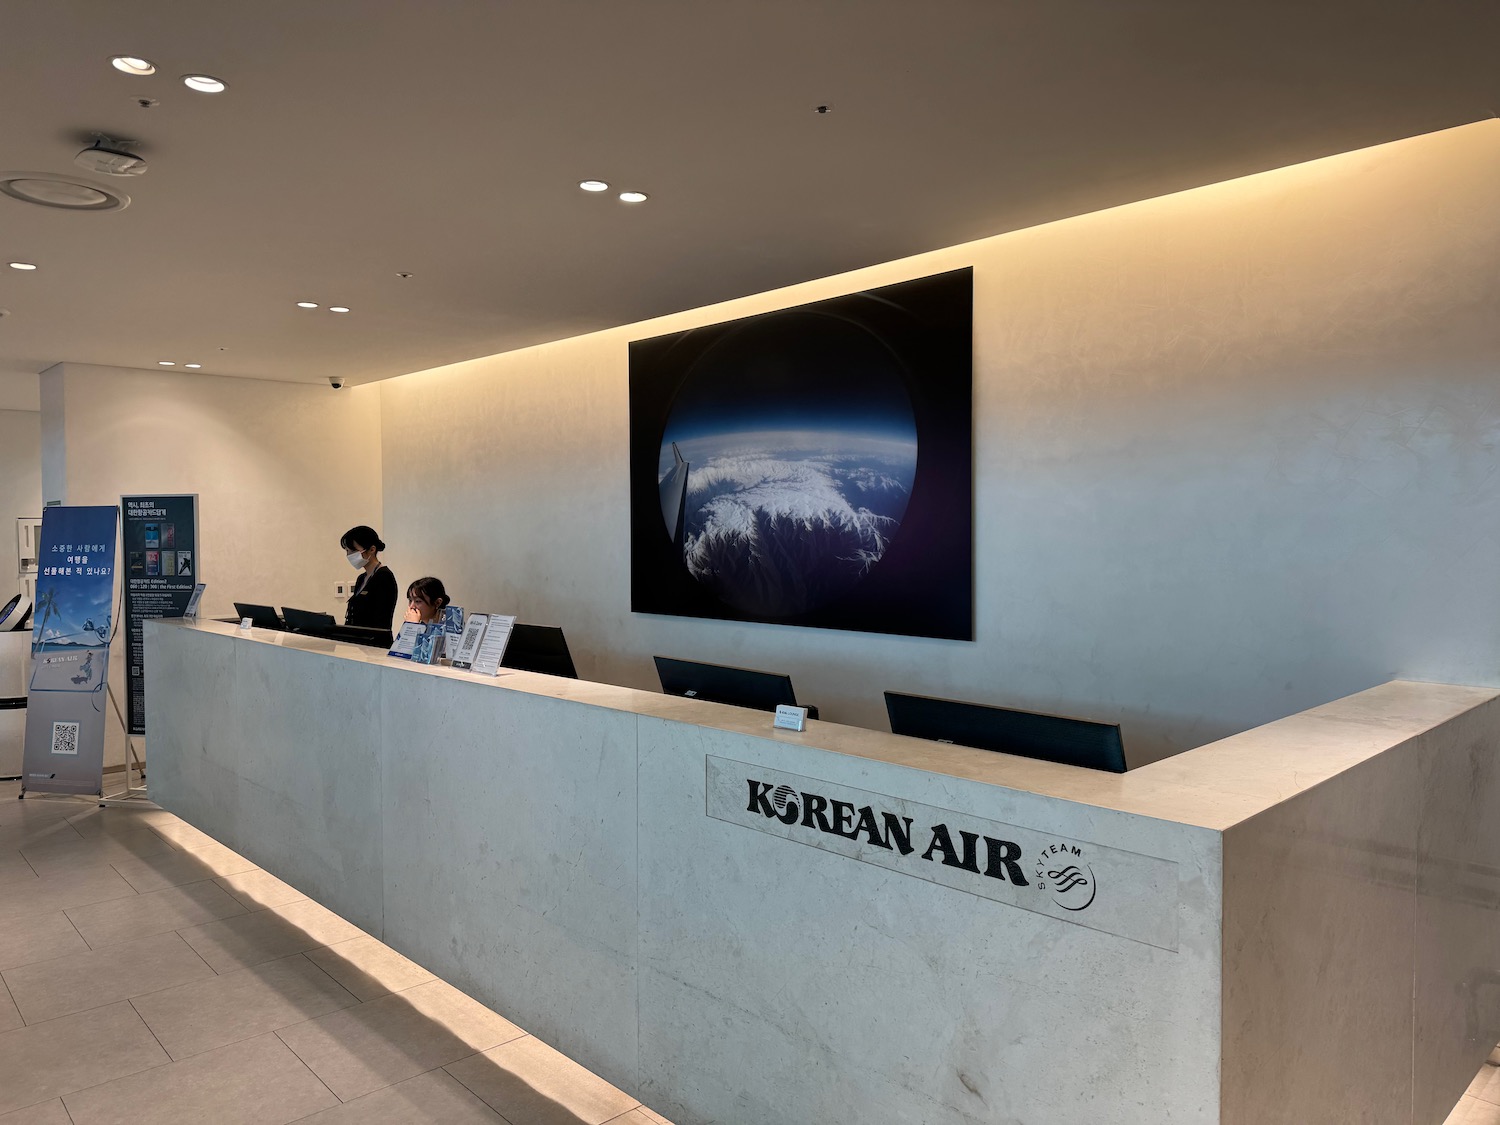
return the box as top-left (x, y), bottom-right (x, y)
top-left (0, 781), bottom-right (672, 1125)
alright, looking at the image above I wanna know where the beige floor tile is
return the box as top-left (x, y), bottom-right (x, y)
top-left (1, 795), bottom-right (89, 823)
top-left (276, 979), bottom-right (526, 1102)
top-left (215, 868), bottom-right (307, 911)
top-left (447, 1034), bottom-right (639, 1125)
top-left (65, 879), bottom-right (244, 948)
top-left (0, 980), bottom-right (19, 1032)
top-left (606, 1111), bottom-right (672, 1125)
top-left (294, 1068), bottom-right (508, 1124)
top-left (0, 819), bottom-right (84, 854)
top-left (0, 1098), bottom-right (72, 1124)
top-left (1454, 1094), bottom-right (1500, 1125)
top-left (0, 1000), bottom-right (168, 1114)
top-left (131, 952), bottom-right (359, 1061)
top-left (22, 828), bottom-right (176, 878)
top-left (178, 898), bottom-right (363, 973)
top-left (0, 912), bottom-right (88, 973)
top-left (0, 853), bottom-right (36, 889)
top-left (65, 805), bottom-right (182, 838)
top-left (110, 843), bottom-right (256, 894)
top-left (1470, 1062), bottom-right (1500, 1106)
top-left (2, 930), bottom-right (215, 1024)
top-left (0, 867), bottom-right (138, 923)
top-left (148, 820), bottom-right (220, 851)
top-left (61, 1031), bottom-right (338, 1125)
top-left (627, 1105), bottom-right (672, 1124)
top-left (304, 935), bottom-right (436, 1001)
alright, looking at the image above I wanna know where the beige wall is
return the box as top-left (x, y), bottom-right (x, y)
top-left (0, 408), bottom-right (41, 609)
top-left (380, 120), bottom-right (1500, 765)
top-left (40, 363), bottom-right (382, 767)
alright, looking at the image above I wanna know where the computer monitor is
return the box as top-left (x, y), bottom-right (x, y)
top-left (280, 606), bottom-right (337, 632)
top-left (232, 602), bottom-right (284, 630)
top-left (280, 607), bottom-right (392, 650)
top-left (501, 623), bottom-right (578, 679)
top-left (884, 691), bottom-right (1126, 773)
top-left (654, 655), bottom-right (818, 719)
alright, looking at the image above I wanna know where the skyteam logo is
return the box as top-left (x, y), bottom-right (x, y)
top-left (1034, 842), bottom-right (1098, 912)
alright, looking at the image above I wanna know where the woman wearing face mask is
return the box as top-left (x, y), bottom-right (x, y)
top-left (340, 525), bottom-right (397, 630)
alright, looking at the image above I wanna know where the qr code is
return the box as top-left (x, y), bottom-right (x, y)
top-left (50, 721), bottom-right (80, 756)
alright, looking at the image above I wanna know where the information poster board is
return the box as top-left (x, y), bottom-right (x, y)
top-left (22, 505), bottom-right (119, 795)
top-left (121, 495), bottom-right (199, 735)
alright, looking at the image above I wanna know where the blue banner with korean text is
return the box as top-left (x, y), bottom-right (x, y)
top-left (21, 505), bottom-right (119, 795)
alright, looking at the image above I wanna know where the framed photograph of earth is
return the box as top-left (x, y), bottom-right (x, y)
top-left (629, 266), bottom-right (973, 640)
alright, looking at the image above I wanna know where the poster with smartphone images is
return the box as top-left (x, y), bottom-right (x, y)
top-left (122, 495), bottom-right (199, 735)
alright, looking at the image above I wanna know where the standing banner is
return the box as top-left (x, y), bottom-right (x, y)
top-left (22, 505), bottom-right (119, 795)
top-left (121, 495), bottom-right (199, 735)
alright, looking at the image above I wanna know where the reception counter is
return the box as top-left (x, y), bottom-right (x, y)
top-left (145, 618), bottom-right (1500, 1124)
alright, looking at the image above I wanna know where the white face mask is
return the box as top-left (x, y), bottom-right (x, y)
top-left (347, 551), bottom-right (367, 569)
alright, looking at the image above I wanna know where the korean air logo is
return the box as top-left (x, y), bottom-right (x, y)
top-left (1034, 842), bottom-right (1098, 912)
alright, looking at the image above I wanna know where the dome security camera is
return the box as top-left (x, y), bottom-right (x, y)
top-left (328, 376), bottom-right (344, 390)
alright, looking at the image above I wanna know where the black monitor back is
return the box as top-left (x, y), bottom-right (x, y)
top-left (884, 691), bottom-right (1126, 773)
top-left (502, 623), bottom-right (578, 679)
top-left (233, 602), bottom-right (284, 630)
top-left (280, 607), bottom-right (391, 650)
top-left (280, 606), bottom-right (336, 631)
top-left (655, 655), bottom-right (807, 716)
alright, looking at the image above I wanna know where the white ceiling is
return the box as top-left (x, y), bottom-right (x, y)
top-left (0, 0), bottom-right (1496, 390)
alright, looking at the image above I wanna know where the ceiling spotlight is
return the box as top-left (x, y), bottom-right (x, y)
top-left (296, 301), bottom-right (319, 309)
top-left (185, 363), bottom-right (202, 369)
top-left (158, 361), bottom-right (175, 366)
top-left (619, 191), bottom-right (648, 203)
top-left (328, 306), bottom-right (350, 313)
top-left (7, 262), bottom-right (37, 270)
top-left (182, 74), bottom-right (227, 94)
top-left (110, 56), bottom-right (156, 76)
top-left (579, 180), bottom-right (609, 192)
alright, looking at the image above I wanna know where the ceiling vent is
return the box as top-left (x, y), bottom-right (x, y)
top-left (74, 136), bottom-right (147, 177)
top-left (0, 172), bottom-right (130, 212)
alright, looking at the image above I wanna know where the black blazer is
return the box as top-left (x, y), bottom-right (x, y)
top-left (346, 565), bottom-right (397, 629)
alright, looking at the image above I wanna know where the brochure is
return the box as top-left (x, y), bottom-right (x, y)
top-left (471, 613), bottom-right (517, 676)
top-left (451, 613), bottom-right (488, 670)
top-left (388, 621), bottom-right (423, 659)
top-left (410, 622), bottom-right (444, 665)
top-left (183, 583), bottom-right (206, 619)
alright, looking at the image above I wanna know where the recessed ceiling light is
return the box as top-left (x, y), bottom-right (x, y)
top-left (182, 74), bottom-right (227, 94)
top-left (296, 301), bottom-right (319, 309)
top-left (328, 306), bottom-right (350, 313)
top-left (619, 191), bottom-right (648, 203)
top-left (579, 180), bottom-right (609, 192)
top-left (185, 363), bottom-right (202, 368)
top-left (110, 56), bottom-right (156, 76)
top-left (0, 173), bottom-right (130, 211)
top-left (158, 361), bottom-right (175, 366)
top-left (7, 262), bottom-right (37, 270)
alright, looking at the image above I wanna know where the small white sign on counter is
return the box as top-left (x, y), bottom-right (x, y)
top-left (773, 704), bottom-right (808, 732)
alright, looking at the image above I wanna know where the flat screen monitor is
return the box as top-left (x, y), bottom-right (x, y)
top-left (233, 602), bottom-right (284, 630)
top-left (884, 691), bottom-right (1126, 773)
top-left (654, 655), bottom-right (818, 719)
top-left (501, 624), bottom-right (578, 679)
top-left (280, 606), bottom-right (337, 631)
top-left (280, 607), bottom-right (391, 650)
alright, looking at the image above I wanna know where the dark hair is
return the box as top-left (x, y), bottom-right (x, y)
top-left (340, 525), bottom-right (385, 553)
top-left (406, 576), bottom-right (449, 610)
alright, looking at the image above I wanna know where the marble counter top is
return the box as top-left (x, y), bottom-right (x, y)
top-left (157, 617), bottom-right (1497, 832)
